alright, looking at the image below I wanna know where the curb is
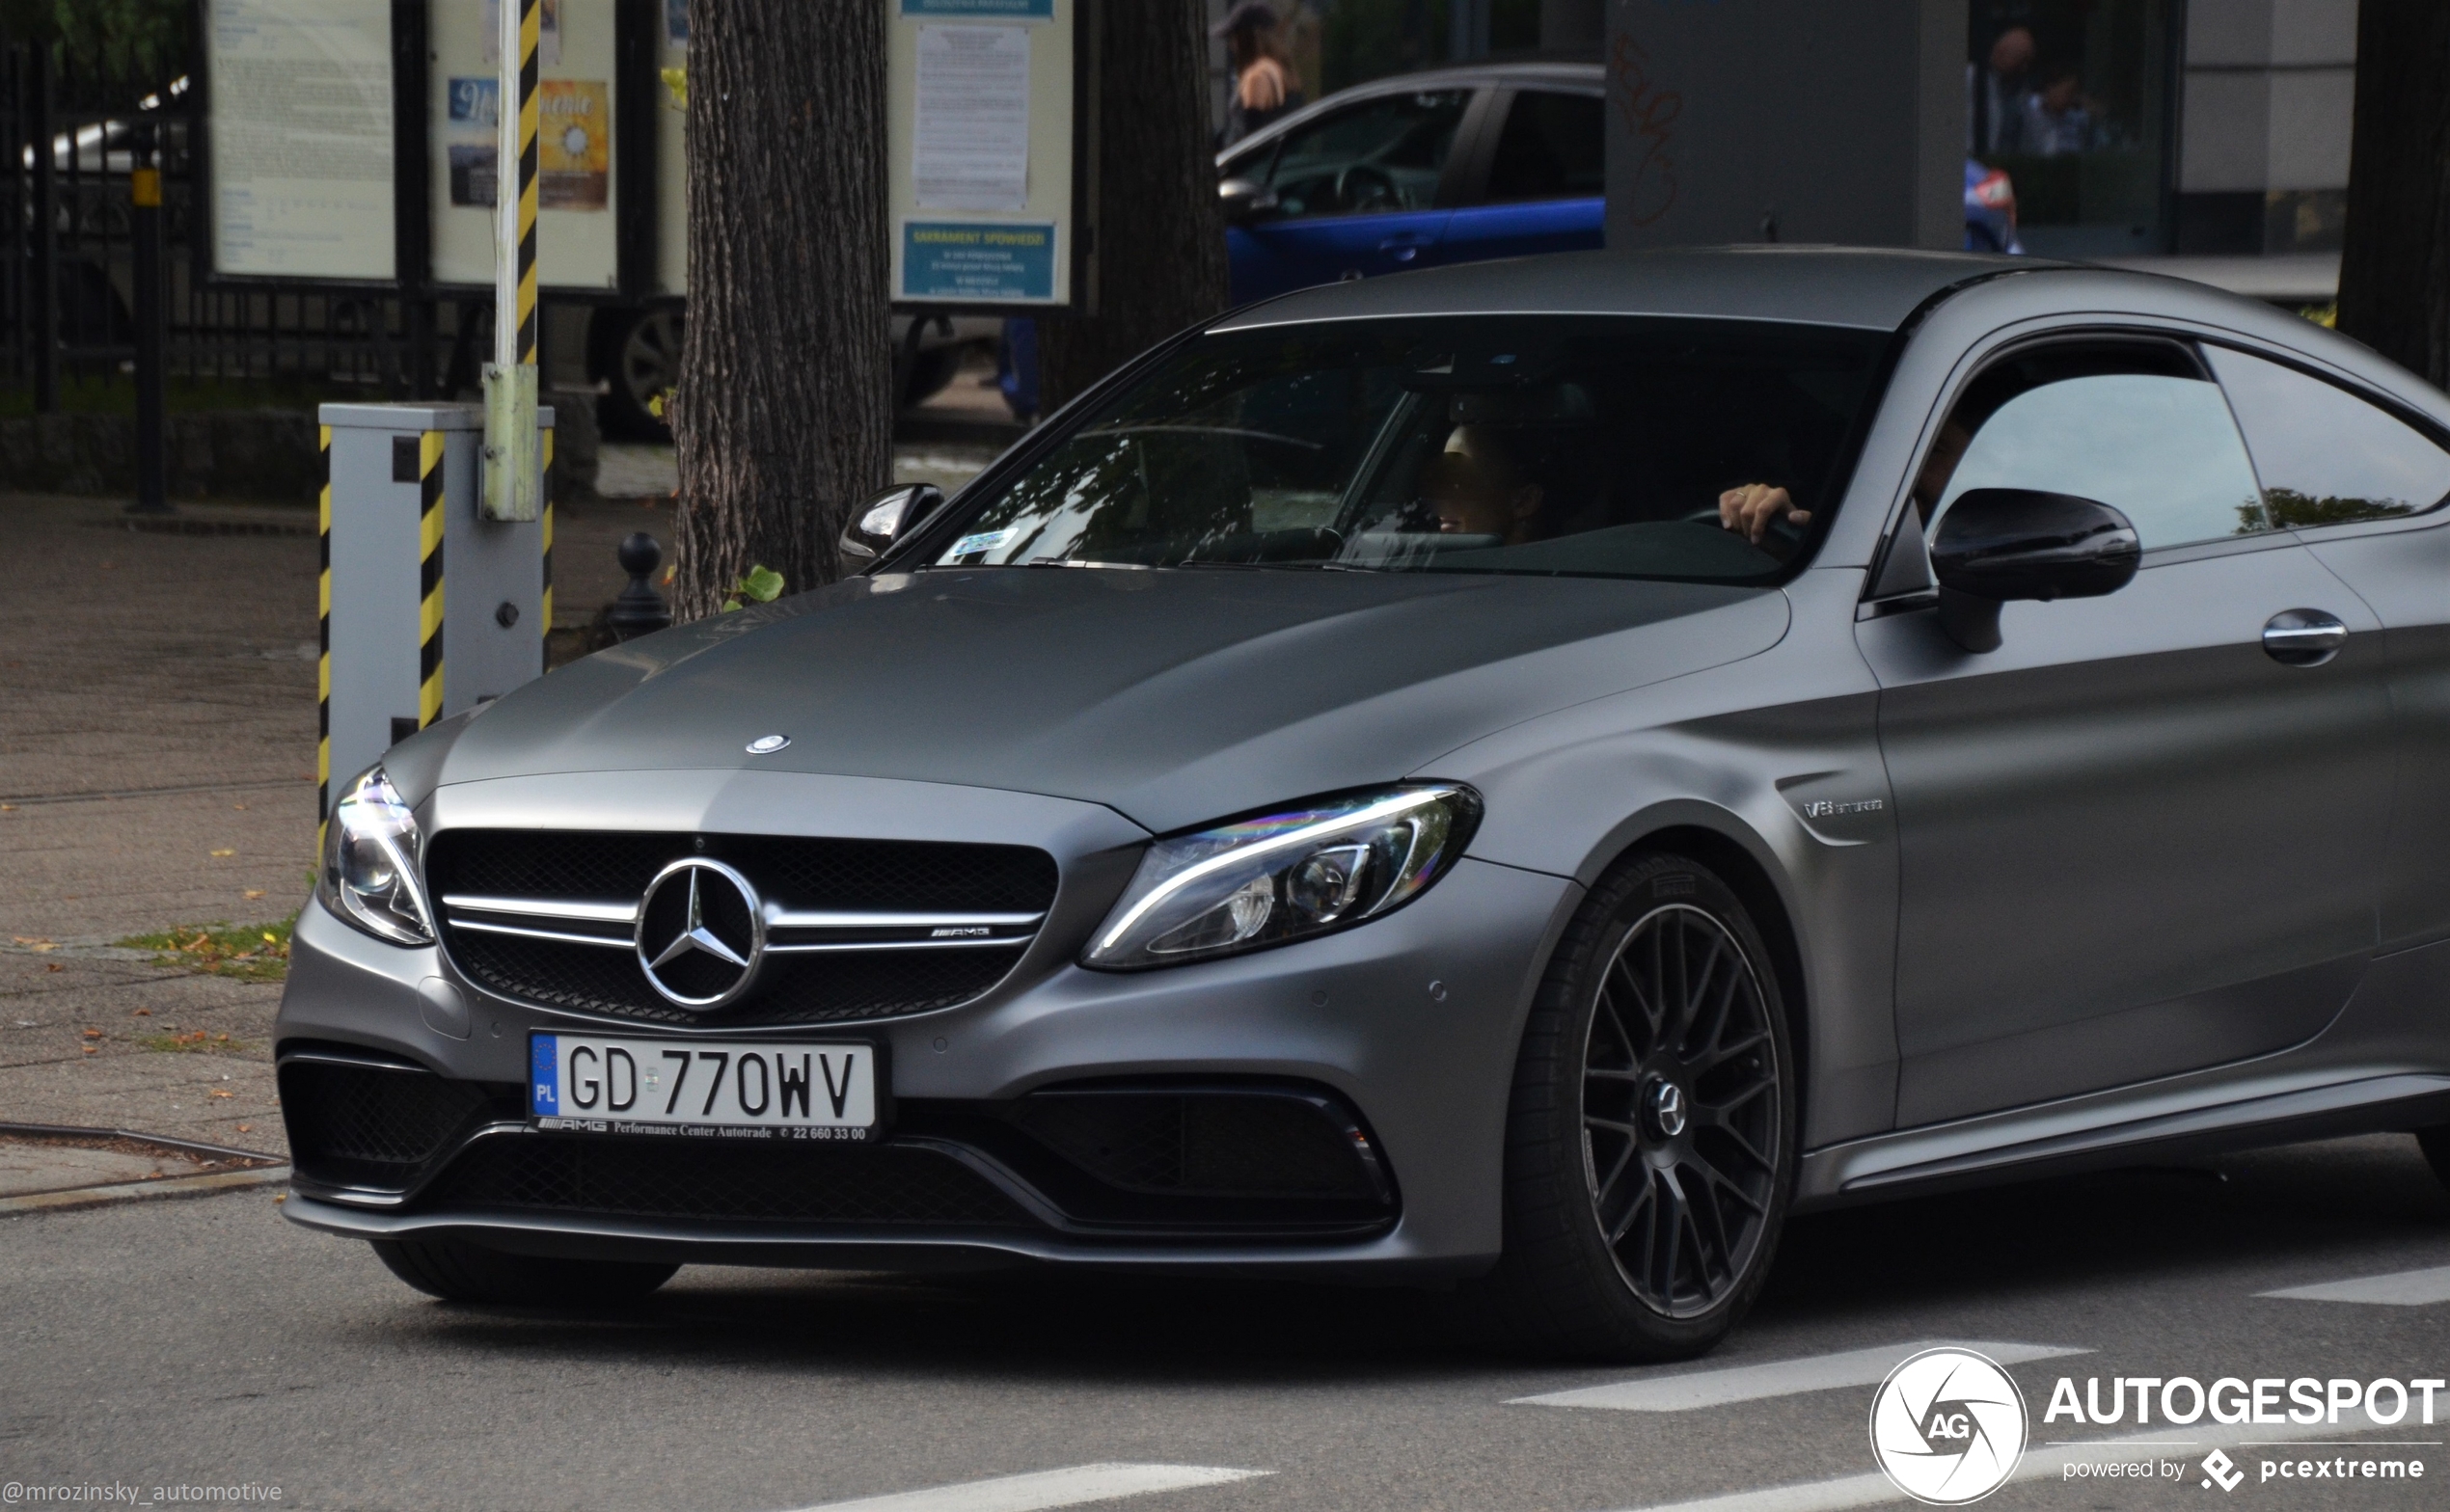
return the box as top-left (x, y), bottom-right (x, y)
top-left (0, 1120), bottom-right (285, 1164)
top-left (0, 1165), bottom-right (289, 1217)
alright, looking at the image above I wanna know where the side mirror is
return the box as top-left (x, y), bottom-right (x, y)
top-left (1928, 487), bottom-right (2139, 653)
top-left (838, 483), bottom-right (944, 566)
top-left (1217, 176), bottom-right (1278, 226)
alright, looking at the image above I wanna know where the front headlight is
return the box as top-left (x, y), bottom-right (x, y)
top-left (1083, 785), bottom-right (1481, 970)
top-left (316, 766), bottom-right (436, 947)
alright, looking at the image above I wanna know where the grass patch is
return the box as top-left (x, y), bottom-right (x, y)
top-left (116, 919), bottom-right (292, 982)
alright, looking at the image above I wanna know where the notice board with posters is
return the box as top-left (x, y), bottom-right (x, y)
top-left (428, 0), bottom-right (624, 291)
top-left (886, 0), bottom-right (1090, 310)
top-left (205, 0), bottom-right (397, 280)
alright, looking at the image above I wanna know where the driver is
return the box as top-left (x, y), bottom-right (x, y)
top-left (1423, 425), bottom-right (1546, 545)
top-left (1716, 415), bottom-right (1976, 543)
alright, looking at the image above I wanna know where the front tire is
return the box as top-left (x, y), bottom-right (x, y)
top-left (1487, 851), bottom-right (1796, 1360)
top-left (369, 1237), bottom-right (677, 1306)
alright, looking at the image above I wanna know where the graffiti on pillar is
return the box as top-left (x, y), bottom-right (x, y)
top-left (1609, 33), bottom-right (1682, 228)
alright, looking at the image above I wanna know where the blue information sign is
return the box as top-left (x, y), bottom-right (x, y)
top-left (900, 0), bottom-right (1054, 16)
top-left (902, 222), bottom-right (1057, 302)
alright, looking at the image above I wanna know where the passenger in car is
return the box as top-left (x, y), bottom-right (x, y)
top-left (1715, 414), bottom-right (1977, 544)
top-left (1423, 425), bottom-right (1550, 544)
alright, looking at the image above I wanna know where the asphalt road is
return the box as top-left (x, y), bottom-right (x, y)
top-left (4, 1133), bottom-right (2448, 1512)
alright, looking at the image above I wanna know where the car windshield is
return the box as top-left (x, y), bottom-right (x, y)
top-left (925, 315), bottom-right (1889, 583)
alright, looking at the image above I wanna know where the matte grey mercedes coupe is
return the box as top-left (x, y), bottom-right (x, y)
top-left (280, 247), bottom-right (2450, 1360)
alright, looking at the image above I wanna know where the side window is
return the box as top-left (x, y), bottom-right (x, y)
top-left (1483, 92), bottom-right (1604, 203)
top-left (2204, 346), bottom-right (2450, 527)
top-left (1932, 342), bottom-right (2270, 551)
top-left (1262, 91), bottom-right (1469, 220)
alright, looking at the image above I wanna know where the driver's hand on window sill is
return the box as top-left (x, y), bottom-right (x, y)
top-left (1719, 483), bottom-right (1810, 544)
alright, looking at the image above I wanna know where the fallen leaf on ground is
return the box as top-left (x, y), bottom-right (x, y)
top-left (210, 849), bottom-right (234, 858)
top-left (81, 1045), bottom-right (96, 1056)
top-left (232, 803), bottom-right (248, 811)
top-left (131, 1008), bottom-right (150, 1016)
top-left (45, 963), bottom-right (61, 973)
top-left (208, 1088), bottom-right (233, 1098)
top-left (243, 890), bottom-right (266, 901)
top-left (80, 1028), bottom-right (101, 1039)
top-left (235, 1123), bottom-right (252, 1134)
top-left (0, 803), bottom-right (15, 812)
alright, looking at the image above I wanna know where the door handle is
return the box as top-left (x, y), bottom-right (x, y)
top-left (2263, 608), bottom-right (2348, 666)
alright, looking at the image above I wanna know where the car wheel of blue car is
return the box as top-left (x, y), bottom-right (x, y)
top-left (1490, 851), bottom-right (1796, 1360)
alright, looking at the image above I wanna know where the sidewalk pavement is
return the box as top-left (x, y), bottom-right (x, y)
top-left (0, 442), bottom-right (994, 1187)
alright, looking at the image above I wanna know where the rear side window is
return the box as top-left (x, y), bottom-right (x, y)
top-left (2204, 346), bottom-right (2450, 527)
top-left (1484, 92), bottom-right (1604, 203)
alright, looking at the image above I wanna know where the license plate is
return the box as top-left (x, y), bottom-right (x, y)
top-left (529, 1033), bottom-right (878, 1142)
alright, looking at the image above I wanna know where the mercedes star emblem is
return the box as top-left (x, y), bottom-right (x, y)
top-left (635, 857), bottom-right (767, 1009)
top-left (1647, 1079), bottom-right (1688, 1140)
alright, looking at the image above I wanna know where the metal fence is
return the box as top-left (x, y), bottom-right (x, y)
top-left (3, 35), bottom-right (470, 407)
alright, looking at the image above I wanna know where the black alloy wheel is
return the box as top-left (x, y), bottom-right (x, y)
top-left (1581, 900), bottom-right (1783, 1317)
top-left (1489, 851), bottom-right (1796, 1360)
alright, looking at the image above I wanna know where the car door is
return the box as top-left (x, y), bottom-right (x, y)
top-left (1436, 87), bottom-right (1606, 268)
top-left (1854, 333), bottom-right (2395, 1127)
top-left (1225, 87), bottom-right (1476, 305)
top-left (2203, 342), bottom-right (2450, 954)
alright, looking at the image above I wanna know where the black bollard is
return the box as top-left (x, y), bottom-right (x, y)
top-left (126, 120), bottom-right (172, 516)
top-left (607, 532), bottom-right (674, 641)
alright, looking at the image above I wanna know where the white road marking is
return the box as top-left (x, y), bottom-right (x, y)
top-left (2259, 1263), bottom-right (2450, 1306)
top-left (1511, 1340), bottom-right (2088, 1412)
top-left (780, 1463), bottom-right (1269, 1512)
top-left (1600, 1410), bottom-right (2409, 1512)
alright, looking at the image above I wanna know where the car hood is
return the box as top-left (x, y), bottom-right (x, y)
top-left (428, 567), bottom-right (1788, 833)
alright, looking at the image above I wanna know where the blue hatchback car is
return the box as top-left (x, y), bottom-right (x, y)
top-left (1216, 62), bottom-right (1605, 307)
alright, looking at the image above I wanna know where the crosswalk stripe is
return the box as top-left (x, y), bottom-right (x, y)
top-left (2259, 1263), bottom-right (2450, 1306)
top-left (779, 1463), bottom-right (1269, 1512)
top-left (1511, 1340), bottom-right (2089, 1412)
top-left (1604, 1410), bottom-right (2407, 1512)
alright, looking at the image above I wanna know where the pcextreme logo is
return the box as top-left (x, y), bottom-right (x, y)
top-left (1869, 1348), bottom-right (2030, 1505)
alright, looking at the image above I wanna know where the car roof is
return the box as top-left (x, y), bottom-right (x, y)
top-left (1208, 245), bottom-right (2045, 335)
top-left (1216, 60), bottom-right (1601, 168)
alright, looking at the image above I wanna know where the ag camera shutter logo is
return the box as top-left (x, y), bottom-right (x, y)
top-left (1869, 1347), bottom-right (2030, 1504)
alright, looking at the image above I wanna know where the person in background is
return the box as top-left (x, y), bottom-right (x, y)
top-left (1213, 1), bottom-right (1305, 150)
top-left (1967, 25), bottom-right (2036, 155)
top-left (996, 318), bottom-right (1039, 425)
top-left (2019, 67), bottom-right (2096, 156)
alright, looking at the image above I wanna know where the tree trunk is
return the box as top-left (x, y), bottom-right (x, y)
top-left (670, 0), bottom-right (892, 620)
top-left (1038, 1), bottom-right (1230, 416)
top-left (2336, 0), bottom-right (2450, 389)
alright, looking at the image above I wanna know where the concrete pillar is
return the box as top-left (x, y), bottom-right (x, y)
top-left (1604, 0), bottom-right (1967, 252)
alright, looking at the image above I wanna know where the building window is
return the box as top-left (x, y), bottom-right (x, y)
top-left (1969, 0), bottom-right (2177, 257)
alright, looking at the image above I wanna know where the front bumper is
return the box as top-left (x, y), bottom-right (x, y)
top-left (276, 774), bottom-right (1577, 1274)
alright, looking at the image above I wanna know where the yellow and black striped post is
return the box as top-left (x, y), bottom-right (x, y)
top-left (511, 0), bottom-right (539, 366)
top-left (540, 425), bottom-right (555, 666)
top-left (483, 0), bottom-right (543, 522)
top-left (418, 431), bottom-right (446, 727)
top-left (316, 424), bottom-right (333, 846)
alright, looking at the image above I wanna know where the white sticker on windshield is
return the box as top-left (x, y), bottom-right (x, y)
top-left (950, 526), bottom-right (1018, 556)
